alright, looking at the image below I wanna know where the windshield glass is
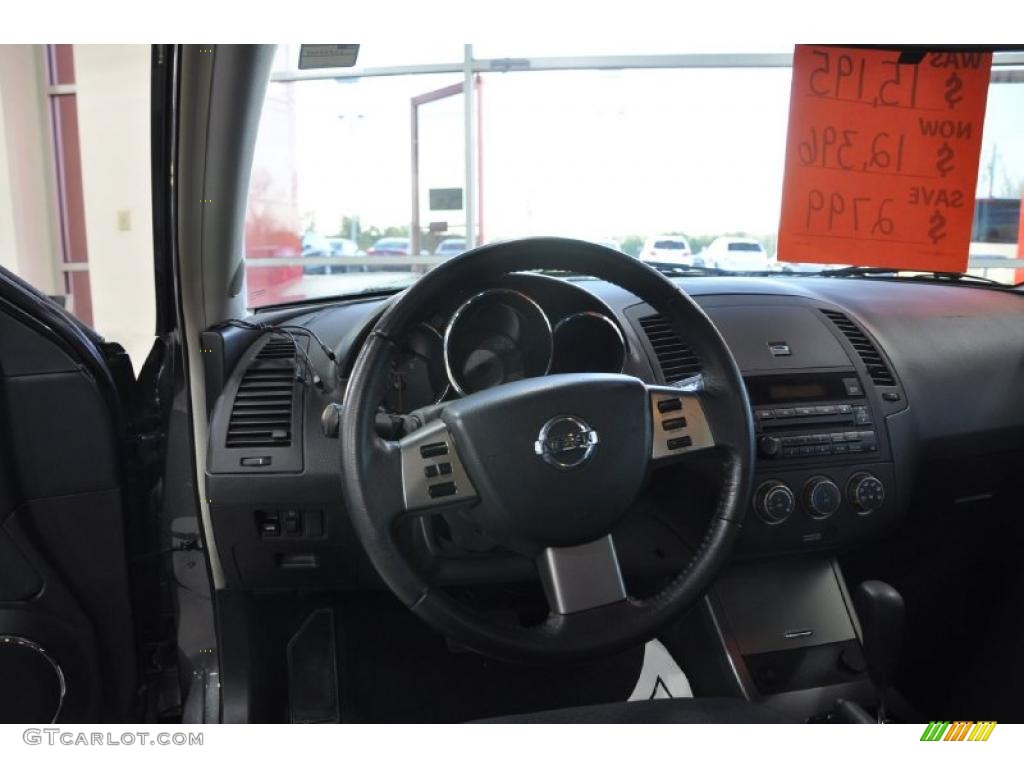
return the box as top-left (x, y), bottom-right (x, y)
top-left (244, 47), bottom-right (1024, 307)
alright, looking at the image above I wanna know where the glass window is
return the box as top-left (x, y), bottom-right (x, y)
top-left (245, 50), bottom-right (1024, 307)
top-left (245, 71), bottom-right (467, 307)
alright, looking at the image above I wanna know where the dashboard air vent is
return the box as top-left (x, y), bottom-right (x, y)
top-left (638, 314), bottom-right (701, 383)
top-left (225, 337), bottom-right (296, 448)
top-left (820, 309), bottom-right (896, 386)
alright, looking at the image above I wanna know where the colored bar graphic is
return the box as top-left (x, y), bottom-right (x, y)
top-left (920, 720), bottom-right (996, 741)
top-left (921, 721), bottom-right (950, 741)
top-left (944, 721), bottom-right (972, 741)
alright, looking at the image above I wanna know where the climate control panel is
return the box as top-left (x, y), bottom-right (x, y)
top-left (753, 472), bottom-right (885, 524)
top-left (746, 465), bottom-right (893, 555)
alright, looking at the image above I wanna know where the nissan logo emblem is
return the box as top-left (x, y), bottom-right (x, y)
top-left (533, 415), bottom-right (599, 470)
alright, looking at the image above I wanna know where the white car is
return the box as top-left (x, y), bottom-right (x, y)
top-left (703, 237), bottom-right (771, 272)
top-left (639, 235), bottom-right (696, 266)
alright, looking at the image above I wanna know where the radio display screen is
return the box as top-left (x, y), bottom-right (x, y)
top-left (745, 372), bottom-right (854, 405)
top-left (767, 382), bottom-right (826, 402)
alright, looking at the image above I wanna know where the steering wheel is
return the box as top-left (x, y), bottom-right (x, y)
top-left (341, 237), bottom-right (754, 662)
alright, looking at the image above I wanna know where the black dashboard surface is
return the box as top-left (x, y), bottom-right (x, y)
top-left (201, 274), bottom-right (1024, 590)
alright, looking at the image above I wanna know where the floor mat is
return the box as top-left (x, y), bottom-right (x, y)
top-left (628, 640), bottom-right (693, 700)
top-left (334, 595), bottom-right (691, 722)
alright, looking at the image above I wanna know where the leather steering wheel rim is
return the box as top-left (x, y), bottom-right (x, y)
top-left (340, 237), bottom-right (755, 662)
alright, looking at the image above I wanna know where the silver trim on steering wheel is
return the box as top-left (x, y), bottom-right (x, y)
top-left (443, 288), bottom-right (553, 397)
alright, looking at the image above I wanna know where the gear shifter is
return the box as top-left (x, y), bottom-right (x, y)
top-left (853, 580), bottom-right (905, 721)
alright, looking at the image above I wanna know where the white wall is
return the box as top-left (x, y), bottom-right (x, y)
top-left (0, 84), bottom-right (17, 274)
top-left (0, 45), bottom-right (59, 294)
top-left (74, 44), bottom-right (155, 367)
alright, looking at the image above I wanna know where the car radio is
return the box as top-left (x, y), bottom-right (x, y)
top-left (746, 371), bottom-right (880, 461)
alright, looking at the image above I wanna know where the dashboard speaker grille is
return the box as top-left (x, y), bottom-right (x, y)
top-left (638, 313), bottom-right (701, 383)
top-left (820, 309), bottom-right (896, 386)
top-left (226, 337), bottom-right (296, 448)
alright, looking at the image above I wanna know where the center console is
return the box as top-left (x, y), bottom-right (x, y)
top-left (737, 369), bottom-right (897, 555)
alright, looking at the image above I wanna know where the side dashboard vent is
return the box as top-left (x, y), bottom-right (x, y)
top-left (637, 314), bottom-right (701, 383)
top-left (225, 338), bottom-right (296, 448)
top-left (820, 309), bottom-right (896, 386)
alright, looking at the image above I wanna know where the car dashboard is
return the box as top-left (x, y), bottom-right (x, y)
top-left (199, 272), bottom-right (1024, 592)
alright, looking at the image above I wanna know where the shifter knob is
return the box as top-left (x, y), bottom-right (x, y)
top-left (854, 580), bottom-right (904, 700)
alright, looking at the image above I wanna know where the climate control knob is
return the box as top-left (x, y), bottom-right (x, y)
top-left (803, 476), bottom-right (842, 519)
top-left (847, 472), bottom-right (885, 514)
top-left (753, 480), bottom-right (796, 524)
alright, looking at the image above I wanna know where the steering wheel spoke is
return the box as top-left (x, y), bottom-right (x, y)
top-left (399, 420), bottom-right (479, 513)
top-left (647, 377), bottom-right (716, 463)
top-left (537, 534), bottom-right (628, 615)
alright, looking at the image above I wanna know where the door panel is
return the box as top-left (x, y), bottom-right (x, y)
top-left (0, 267), bottom-right (137, 723)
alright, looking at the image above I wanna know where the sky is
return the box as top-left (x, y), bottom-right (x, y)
top-left (253, 45), bottom-right (1024, 247)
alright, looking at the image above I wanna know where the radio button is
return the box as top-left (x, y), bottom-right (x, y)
top-left (843, 378), bottom-right (864, 397)
top-left (774, 408), bottom-right (795, 419)
top-left (837, 404), bottom-right (853, 414)
top-left (860, 431), bottom-right (878, 451)
top-left (795, 407), bottom-right (815, 417)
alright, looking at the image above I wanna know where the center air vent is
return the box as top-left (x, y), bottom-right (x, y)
top-left (638, 313), bottom-right (701, 383)
top-left (225, 337), bottom-right (296, 448)
top-left (820, 309), bottom-right (896, 386)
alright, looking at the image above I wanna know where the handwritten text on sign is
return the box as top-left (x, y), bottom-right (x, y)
top-left (778, 46), bottom-right (992, 272)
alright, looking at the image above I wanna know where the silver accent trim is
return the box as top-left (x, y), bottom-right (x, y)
top-left (538, 535), bottom-right (627, 614)
top-left (551, 311), bottom-right (627, 373)
top-left (533, 415), bottom-right (599, 469)
top-left (701, 595), bottom-right (754, 701)
top-left (0, 635), bottom-right (67, 723)
top-left (442, 288), bottom-right (553, 397)
top-left (399, 421), bottom-right (479, 511)
top-left (649, 385), bottom-right (715, 460)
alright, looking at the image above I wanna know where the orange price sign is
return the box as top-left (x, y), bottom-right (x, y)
top-left (779, 46), bottom-right (992, 272)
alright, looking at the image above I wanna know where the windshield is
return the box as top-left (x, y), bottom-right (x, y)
top-left (244, 46), bottom-right (1024, 307)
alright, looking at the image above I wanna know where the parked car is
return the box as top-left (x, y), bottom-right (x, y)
top-left (640, 234), bottom-right (697, 266)
top-left (301, 231), bottom-right (332, 274)
top-left (367, 236), bottom-right (413, 257)
top-left (703, 236), bottom-right (771, 272)
top-left (434, 237), bottom-right (466, 258)
top-left (325, 237), bottom-right (365, 273)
